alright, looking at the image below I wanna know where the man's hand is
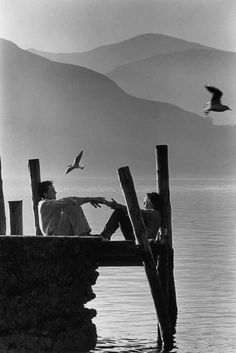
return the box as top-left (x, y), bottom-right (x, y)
top-left (90, 201), bottom-right (101, 208)
top-left (90, 197), bottom-right (106, 208)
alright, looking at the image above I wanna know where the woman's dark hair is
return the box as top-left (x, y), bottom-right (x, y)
top-left (146, 192), bottom-right (164, 211)
top-left (38, 180), bottom-right (53, 199)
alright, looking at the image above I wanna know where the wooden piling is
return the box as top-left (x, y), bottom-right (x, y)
top-left (118, 166), bottom-right (172, 346)
top-left (0, 157), bottom-right (6, 235)
top-left (155, 145), bottom-right (172, 247)
top-left (9, 200), bottom-right (23, 235)
top-left (155, 145), bottom-right (178, 325)
top-left (28, 159), bottom-right (42, 235)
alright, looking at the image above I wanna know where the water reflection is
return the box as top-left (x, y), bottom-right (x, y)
top-left (92, 336), bottom-right (178, 353)
top-left (92, 321), bottom-right (178, 353)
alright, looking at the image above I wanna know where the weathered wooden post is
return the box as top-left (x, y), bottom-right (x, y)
top-left (155, 145), bottom-right (178, 325)
top-left (9, 200), bottom-right (23, 235)
top-left (28, 159), bottom-right (42, 235)
top-left (118, 166), bottom-right (172, 347)
top-left (155, 145), bottom-right (172, 246)
top-left (0, 157), bottom-right (6, 235)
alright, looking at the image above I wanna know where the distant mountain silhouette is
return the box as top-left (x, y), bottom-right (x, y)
top-left (29, 33), bottom-right (214, 74)
top-left (107, 49), bottom-right (236, 125)
top-left (1, 38), bottom-right (236, 180)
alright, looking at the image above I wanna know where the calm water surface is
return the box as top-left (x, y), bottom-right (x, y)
top-left (3, 177), bottom-right (236, 352)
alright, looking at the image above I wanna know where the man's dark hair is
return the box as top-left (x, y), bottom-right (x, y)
top-left (38, 180), bottom-right (53, 199)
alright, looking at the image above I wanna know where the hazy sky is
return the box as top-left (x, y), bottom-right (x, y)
top-left (0, 0), bottom-right (235, 52)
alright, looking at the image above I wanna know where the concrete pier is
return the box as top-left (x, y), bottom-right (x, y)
top-left (0, 236), bottom-right (99, 353)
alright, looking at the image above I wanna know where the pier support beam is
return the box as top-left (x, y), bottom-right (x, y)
top-left (156, 145), bottom-right (178, 325)
top-left (118, 166), bottom-right (172, 347)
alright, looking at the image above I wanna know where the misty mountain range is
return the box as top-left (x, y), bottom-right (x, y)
top-left (30, 33), bottom-right (235, 125)
top-left (1, 35), bottom-right (236, 180)
top-left (107, 49), bottom-right (235, 122)
top-left (29, 33), bottom-right (213, 74)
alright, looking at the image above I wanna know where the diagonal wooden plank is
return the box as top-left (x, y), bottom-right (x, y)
top-left (118, 166), bottom-right (172, 346)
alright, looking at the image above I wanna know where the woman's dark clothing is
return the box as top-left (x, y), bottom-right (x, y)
top-left (101, 208), bottom-right (161, 240)
top-left (101, 208), bottom-right (135, 240)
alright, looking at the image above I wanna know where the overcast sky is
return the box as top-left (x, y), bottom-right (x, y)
top-left (0, 0), bottom-right (235, 52)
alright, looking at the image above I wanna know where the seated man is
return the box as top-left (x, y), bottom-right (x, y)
top-left (100, 192), bottom-right (164, 241)
top-left (38, 180), bottom-right (105, 236)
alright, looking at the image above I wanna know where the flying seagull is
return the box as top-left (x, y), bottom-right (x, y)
top-left (64, 151), bottom-right (84, 174)
top-left (203, 85), bottom-right (231, 116)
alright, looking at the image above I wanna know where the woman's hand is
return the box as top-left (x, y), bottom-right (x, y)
top-left (103, 198), bottom-right (124, 209)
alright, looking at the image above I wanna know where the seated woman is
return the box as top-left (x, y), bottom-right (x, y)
top-left (101, 192), bottom-right (164, 241)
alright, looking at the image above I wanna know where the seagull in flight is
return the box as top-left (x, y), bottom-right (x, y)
top-left (203, 85), bottom-right (231, 116)
top-left (64, 151), bottom-right (84, 174)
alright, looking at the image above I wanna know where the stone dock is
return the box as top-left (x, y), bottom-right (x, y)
top-left (0, 236), bottom-right (100, 353)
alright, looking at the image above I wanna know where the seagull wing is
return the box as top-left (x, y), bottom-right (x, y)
top-left (64, 165), bottom-right (73, 174)
top-left (205, 85), bottom-right (223, 103)
top-left (73, 150), bottom-right (83, 167)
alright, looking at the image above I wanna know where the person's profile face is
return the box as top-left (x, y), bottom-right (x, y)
top-left (44, 185), bottom-right (57, 200)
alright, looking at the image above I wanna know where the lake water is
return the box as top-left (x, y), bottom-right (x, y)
top-left (2, 176), bottom-right (236, 352)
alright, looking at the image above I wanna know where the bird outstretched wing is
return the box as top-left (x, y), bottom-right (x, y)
top-left (64, 165), bottom-right (73, 174)
top-left (73, 150), bottom-right (83, 167)
top-left (205, 85), bottom-right (223, 103)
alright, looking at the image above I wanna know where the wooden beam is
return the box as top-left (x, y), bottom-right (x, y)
top-left (98, 240), bottom-right (142, 266)
top-left (96, 240), bottom-right (164, 266)
top-left (118, 166), bottom-right (172, 346)
top-left (28, 159), bottom-right (42, 235)
top-left (0, 157), bottom-right (6, 235)
top-left (9, 200), bottom-right (23, 235)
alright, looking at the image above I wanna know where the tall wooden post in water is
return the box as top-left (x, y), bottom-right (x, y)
top-left (0, 157), bottom-right (6, 235)
top-left (155, 145), bottom-right (178, 325)
top-left (9, 201), bottom-right (23, 235)
top-left (28, 159), bottom-right (42, 235)
top-left (118, 166), bottom-right (172, 347)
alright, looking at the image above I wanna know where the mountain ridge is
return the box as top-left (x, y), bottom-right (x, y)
top-left (1, 38), bottom-right (235, 180)
top-left (30, 33), bottom-right (217, 54)
top-left (28, 33), bottom-right (220, 74)
top-left (107, 48), bottom-right (236, 125)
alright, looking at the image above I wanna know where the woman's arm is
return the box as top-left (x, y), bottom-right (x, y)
top-left (103, 198), bottom-right (126, 210)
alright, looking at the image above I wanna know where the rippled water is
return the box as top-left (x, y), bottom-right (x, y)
top-left (3, 177), bottom-right (236, 352)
